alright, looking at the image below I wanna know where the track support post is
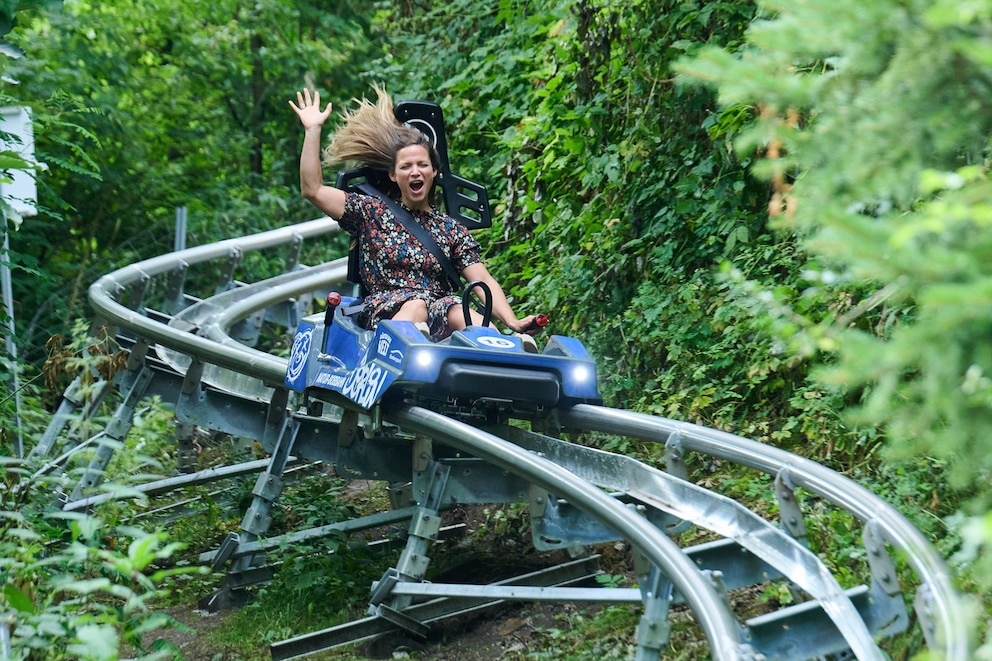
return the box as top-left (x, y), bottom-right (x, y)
top-left (630, 502), bottom-right (675, 660)
top-left (633, 564), bottom-right (674, 661)
top-left (201, 417), bottom-right (301, 611)
top-left (368, 452), bottom-right (449, 630)
top-left (175, 420), bottom-right (197, 473)
top-left (234, 417), bottom-right (299, 548)
top-left (67, 366), bottom-right (155, 503)
top-left (32, 356), bottom-right (118, 460)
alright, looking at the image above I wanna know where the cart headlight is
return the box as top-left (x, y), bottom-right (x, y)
top-left (413, 350), bottom-right (434, 369)
top-left (572, 365), bottom-right (591, 383)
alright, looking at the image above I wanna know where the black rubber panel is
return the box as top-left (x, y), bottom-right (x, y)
top-left (434, 363), bottom-right (560, 406)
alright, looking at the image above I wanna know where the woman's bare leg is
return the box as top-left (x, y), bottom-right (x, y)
top-left (445, 306), bottom-right (488, 334)
top-left (391, 299), bottom-right (429, 323)
top-left (445, 304), bottom-right (537, 351)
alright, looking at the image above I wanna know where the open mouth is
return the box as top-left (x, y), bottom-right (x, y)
top-left (410, 181), bottom-right (425, 193)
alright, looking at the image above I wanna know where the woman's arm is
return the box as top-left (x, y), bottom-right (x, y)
top-left (460, 262), bottom-right (538, 334)
top-left (289, 89), bottom-right (346, 220)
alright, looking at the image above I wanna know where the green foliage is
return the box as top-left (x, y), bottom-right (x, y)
top-left (0, 86), bottom-right (102, 379)
top-left (863, 456), bottom-right (962, 552)
top-left (8, 0), bottom-right (989, 655)
top-left (268, 473), bottom-right (359, 533)
top-left (0, 0), bottom-right (60, 36)
top-left (676, 0), bottom-right (992, 647)
top-left (246, 533), bottom-right (379, 625)
top-left (677, 0), bottom-right (992, 477)
top-left (0, 92), bottom-right (103, 365)
top-left (517, 606), bottom-right (640, 660)
top-left (594, 573), bottom-right (628, 589)
top-left (0, 326), bottom-right (213, 658)
top-left (212, 477), bottom-right (385, 654)
top-left (0, 460), bottom-right (204, 660)
top-left (3, 0), bottom-right (380, 363)
top-left (363, 0), bottom-right (832, 444)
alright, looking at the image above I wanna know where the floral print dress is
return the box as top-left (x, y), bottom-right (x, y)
top-left (338, 191), bottom-right (482, 340)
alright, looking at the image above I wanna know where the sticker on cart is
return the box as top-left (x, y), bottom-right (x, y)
top-left (377, 332), bottom-right (406, 366)
top-left (286, 327), bottom-right (313, 384)
top-left (477, 336), bottom-right (516, 349)
top-left (342, 361), bottom-right (391, 408)
top-left (377, 333), bottom-right (392, 358)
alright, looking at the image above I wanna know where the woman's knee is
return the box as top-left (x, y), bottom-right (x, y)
top-left (393, 298), bottom-right (428, 322)
top-left (446, 307), bottom-right (465, 332)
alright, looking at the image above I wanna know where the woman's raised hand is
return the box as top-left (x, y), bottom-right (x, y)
top-left (289, 89), bottom-right (332, 130)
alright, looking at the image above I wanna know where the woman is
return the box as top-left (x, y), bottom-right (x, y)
top-left (289, 87), bottom-right (539, 342)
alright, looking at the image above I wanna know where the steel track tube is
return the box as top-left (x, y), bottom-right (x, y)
top-left (388, 405), bottom-right (746, 660)
top-left (560, 404), bottom-right (970, 661)
top-left (198, 262), bottom-right (349, 347)
top-left (488, 423), bottom-right (883, 659)
top-left (88, 218), bottom-right (340, 385)
top-left (156, 260), bottom-right (348, 391)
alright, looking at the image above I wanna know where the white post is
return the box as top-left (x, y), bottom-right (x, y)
top-left (1, 106), bottom-right (39, 458)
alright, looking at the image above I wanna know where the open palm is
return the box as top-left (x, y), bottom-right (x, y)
top-left (289, 89), bottom-right (332, 129)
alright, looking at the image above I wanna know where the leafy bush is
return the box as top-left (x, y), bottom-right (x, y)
top-left (676, 0), bottom-right (992, 648)
top-left (0, 461), bottom-right (205, 660)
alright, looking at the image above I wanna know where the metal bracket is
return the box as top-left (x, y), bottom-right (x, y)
top-left (252, 472), bottom-right (283, 501)
top-left (408, 509), bottom-right (442, 542)
top-left (529, 484), bottom-right (549, 518)
top-left (180, 358), bottom-right (205, 397)
top-left (338, 409), bottom-right (360, 448)
top-left (532, 409), bottom-right (563, 439)
top-left (662, 430), bottom-right (693, 535)
top-left (163, 260), bottom-right (189, 315)
top-left (364, 405), bottom-right (383, 439)
top-left (125, 336), bottom-right (150, 372)
top-left (123, 272), bottom-right (150, 310)
top-left (241, 502), bottom-right (273, 536)
top-left (387, 481), bottom-right (414, 509)
top-left (863, 519), bottom-right (901, 597)
top-left (285, 232), bottom-right (303, 273)
top-left (211, 533), bottom-right (240, 571)
top-left (774, 466), bottom-right (807, 543)
top-left (412, 435), bottom-right (433, 475)
top-left (369, 568), bottom-right (400, 607)
top-left (664, 428), bottom-right (688, 481)
top-left (395, 551), bottom-right (431, 582)
top-left (703, 569), bottom-right (735, 616)
top-left (376, 604), bottom-right (430, 639)
top-left (213, 246), bottom-right (242, 295)
top-left (634, 564), bottom-right (674, 659)
top-left (176, 420), bottom-right (197, 473)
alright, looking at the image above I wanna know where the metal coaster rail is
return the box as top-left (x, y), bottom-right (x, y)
top-left (34, 218), bottom-right (969, 660)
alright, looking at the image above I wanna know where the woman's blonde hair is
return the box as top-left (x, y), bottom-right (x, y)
top-left (323, 85), bottom-right (439, 173)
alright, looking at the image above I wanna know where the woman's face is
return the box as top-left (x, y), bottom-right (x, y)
top-left (390, 144), bottom-right (436, 210)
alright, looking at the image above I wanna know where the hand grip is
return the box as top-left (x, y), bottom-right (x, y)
top-left (524, 314), bottom-right (549, 333)
top-left (321, 292), bottom-right (343, 353)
